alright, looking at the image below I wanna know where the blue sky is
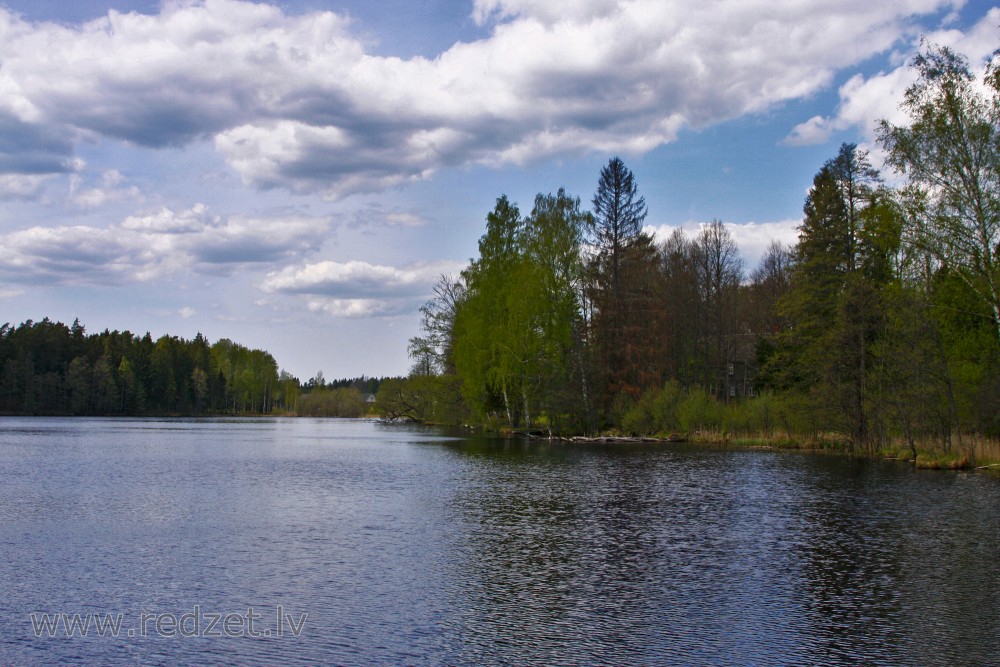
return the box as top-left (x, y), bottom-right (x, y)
top-left (0, 0), bottom-right (997, 380)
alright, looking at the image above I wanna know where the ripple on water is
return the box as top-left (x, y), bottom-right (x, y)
top-left (0, 418), bottom-right (997, 666)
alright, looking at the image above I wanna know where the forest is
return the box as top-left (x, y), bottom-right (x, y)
top-left (0, 319), bottom-right (283, 415)
top-left (378, 45), bottom-right (1000, 464)
top-left (0, 318), bottom-right (386, 418)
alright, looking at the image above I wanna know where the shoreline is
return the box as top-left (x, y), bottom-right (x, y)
top-left (487, 425), bottom-right (1000, 473)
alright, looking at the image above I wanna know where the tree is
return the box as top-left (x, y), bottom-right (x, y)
top-left (522, 189), bottom-right (591, 431)
top-left (191, 367), bottom-right (209, 414)
top-left (588, 158), bottom-right (660, 415)
top-left (693, 220), bottom-right (744, 399)
top-left (276, 370), bottom-right (301, 413)
top-left (613, 234), bottom-right (667, 398)
top-left (659, 229), bottom-right (702, 386)
top-left (767, 144), bottom-right (896, 451)
top-left (118, 356), bottom-right (139, 415)
top-left (877, 43), bottom-right (1000, 343)
top-left (452, 191), bottom-right (590, 431)
top-left (874, 283), bottom-right (961, 454)
top-left (454, 196), bottom-right (526, 424)
top-left (66, 356), bottom-right (92, 414)
top-left (408, 274), bottom-right (466, 376)
top-left (749, 240), bottom-right (795, 336)
top-left (591, 156), bottom-right (648, 298)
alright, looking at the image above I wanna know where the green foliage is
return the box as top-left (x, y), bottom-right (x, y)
top-left (374, 374), bottom-right (468, 425)
top-left (722, 391), bottom-right (780, 437)
top-left (452, 190), bottom-right (589, 430)
top-left (211, 339), bottom-right (280, 414)
top-left (764, 143), bottom-right (898, 452)
top-left (621, 384), bottom-right (804, 440)
top-left (676, 387), bottom-right (721, 433)
top-left (295, 387), bottom-right (365, 418)
top-left (0, 318), bottom-right (289, 416)
top-left (406, 83), bottom-right (1000, 448)
top-left (621, 380), bottom-right (684, 435)
top-left (878, 43), bottom-right (1000, 342)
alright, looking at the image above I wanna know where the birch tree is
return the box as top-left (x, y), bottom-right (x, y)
top-left (878, 44), bottom-right (1000, 342)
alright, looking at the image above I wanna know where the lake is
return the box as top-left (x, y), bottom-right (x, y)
top-left (0, 417), bottom-right (997, 665)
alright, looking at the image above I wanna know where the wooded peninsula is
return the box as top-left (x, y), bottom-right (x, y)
top-left (378, 45), bottom-right (1000, 468)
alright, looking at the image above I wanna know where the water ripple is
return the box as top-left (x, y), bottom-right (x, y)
top-left (0, 418), bottom-right (996, 666)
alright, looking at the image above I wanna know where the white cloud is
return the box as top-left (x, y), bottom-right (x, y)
top-left (726, 221), bottom-right (801, 266)
top-left (349, 205), bottom-right (430, 230)
top-left (122, 203), bottom-right (218, 234)
top-left (784, 115), bottom-right (838, 147)
top-left (306, 298), bottom-right (391, 318)
top-left (384, 212), bottom-right (427, 227)
top-left (0, 204), bottom-right (333, 285)
top-left (261, 259), bottom-right (465, 318)
top-left (0, 0), bottom-right (965, 198)
top-left (0, 173), bottom-right (54, 200)
top-left (179, 306), bottom-right (196, 318)
top-left (783, 68), bottom-right (918, 146)
top-left (70, 168), bottom-right (144, 207)
top-left (261, 259), bottom-right (463, 296)
top-left (784, 7), bottom-right (1000, 146)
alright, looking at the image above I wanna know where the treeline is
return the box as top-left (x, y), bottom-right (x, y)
top-left (379, 45), bottom-right (1000, 456)
top-left (0, 318), bottom-right (387, 417)
top-left (0, 318), bottom-right (292, 415)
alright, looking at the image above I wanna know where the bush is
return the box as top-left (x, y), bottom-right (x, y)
top-left (374, 374), bottom-right (469, 425)
top-left (678, 387), bottom-right (722, 433)
top-left (621, 380), bottom-right (686, 436)
top-left (722, 391), bottom-right (779, 436)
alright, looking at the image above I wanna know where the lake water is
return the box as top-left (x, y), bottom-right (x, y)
top-left (0, 417), bottom-right (997, 666)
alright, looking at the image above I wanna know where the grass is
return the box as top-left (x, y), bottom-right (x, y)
top-left (882, 434), bottom-right (1000, 470)
top-left (680, 428), bottom-right (1000, 472)
top-left (686, 428), bottom-right (850, 451)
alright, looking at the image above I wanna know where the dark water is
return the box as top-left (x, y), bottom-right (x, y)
top-left (0, 418), bottom-right (997, 666)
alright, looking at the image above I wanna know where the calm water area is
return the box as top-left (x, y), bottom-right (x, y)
top-left (0, 417), bottom-right (997, 665)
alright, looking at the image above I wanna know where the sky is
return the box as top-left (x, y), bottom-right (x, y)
top-left (0, 0), bottom-right (997, 380)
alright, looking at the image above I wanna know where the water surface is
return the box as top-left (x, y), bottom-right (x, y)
top-left (0, 417), bottom-right (997, 665)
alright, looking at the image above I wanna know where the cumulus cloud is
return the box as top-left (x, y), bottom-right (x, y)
top-left (70, 169), bottom-right (144, 207)
top-left (0, 173), bottom-right (55, 200)
top-left (783, 65), bottom-right (919, 146)
top-left (0, 0), bottom-right (965, 198)
top-left (305, 298), bottom-right (392, 318)
top-left (784, 7), bottom-right (1000, 146)
top-left (121, 202), bottom-right (218, 233)
top-left (0, 204), bottom-right (332, 284)
top-left (0, 109), bottom-right (77, 181)
top-left (261, 259), bottom-right (465, 318)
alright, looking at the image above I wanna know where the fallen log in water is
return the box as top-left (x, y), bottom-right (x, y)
top-left (563, 434), bottom-right (688, 444)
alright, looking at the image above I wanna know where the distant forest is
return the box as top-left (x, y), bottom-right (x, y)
top-left (0, 318), bottom-right (385, 417)
top-left (377, 45), bottom-right (1000, 456)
